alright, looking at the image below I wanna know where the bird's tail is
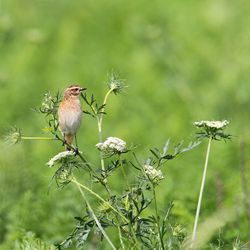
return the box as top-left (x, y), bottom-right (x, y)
top-left (65, 134), bottom-right (73, 151)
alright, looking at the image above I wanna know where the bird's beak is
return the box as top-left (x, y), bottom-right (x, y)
top-left (80, 87), bottom-right (87, 92)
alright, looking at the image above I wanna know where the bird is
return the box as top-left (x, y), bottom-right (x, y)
top-left (58, 84), bottom-right (86, 151)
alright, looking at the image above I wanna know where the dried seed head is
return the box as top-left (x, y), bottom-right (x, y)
top-left (4, 127), bottom-right (22, 145)
top-left (108, 72), bottom-right (125, 95)
top-left (41, 93), bottom-right (54, 112)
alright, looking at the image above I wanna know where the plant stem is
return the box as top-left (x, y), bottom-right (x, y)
top-left (98, 88), bottom-right (114, 138)
top-left (22, 136), bottom-right (55, 140)
top-left (75, 181), bottom-right (117, 250)
top-left (153, 186), bottom-right (165, 250)
top-left (96, 88), bottom-right (114, 176)
top-left (191, 136), bottom-right (212, 247)
top-left (97, 122), bottom-right (106, 176)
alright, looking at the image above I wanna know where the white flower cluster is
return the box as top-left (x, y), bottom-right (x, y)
top-left (144, 164), bottom-right (164, 182)
top-left (194, 120), bottom-right (229, 130)
top-left (96, 137), bottom-right (127, 154)
top-left (47, 151), bottom-right (75, 167)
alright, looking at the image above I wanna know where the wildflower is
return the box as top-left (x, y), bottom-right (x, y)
top-left (96, 137), bottom-right (127, 154)
top-left (191, 120), bottom-right (232, 245)
top-left (47, 151), bottom-right (75, 167)
top-left (194, 120), bottom-right (231, 140)
top-left (144, 164), bottom-right (164, 183)
top-left (4, 127), bottom-right (22, 145)
top-left (194, 120), bottom-right (229, 129)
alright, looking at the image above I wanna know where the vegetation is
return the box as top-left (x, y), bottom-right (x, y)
top-left (0, 0), bottom-right (250, 249)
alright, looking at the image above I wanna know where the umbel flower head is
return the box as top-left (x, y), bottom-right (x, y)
top-left (144, 164), bottom-right (164, 184)
top-left (96, 137), bottom-right (127, 155)
top-left (194, 120), bottom-right (231, 140)
top-left (194, 120), bottom-right (229, 129)
top-left (47, 151), bottom-right (75, 167)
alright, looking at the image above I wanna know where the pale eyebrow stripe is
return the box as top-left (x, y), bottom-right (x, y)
top-left (67, 86), bottom-right (79, 91)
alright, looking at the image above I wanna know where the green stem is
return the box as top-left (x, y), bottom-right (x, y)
top-left (153, 186), bottom-right (165, 250)
top-left (75, 181), bottom-right (117, 250)
top-left (22, 136), bottom-right (55, 140)
top-left (97, 88), bottom-right (114, 173)
top-left (97, 118), bottom-right (106, 174)
top-left (98, 88), bottom-right (114, 136)
top-left (191, 136), bottom-right (212, 247)
top-left (97, 88), bottom-right (114, 142)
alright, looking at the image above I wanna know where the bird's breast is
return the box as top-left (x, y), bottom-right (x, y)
top-left (58, 99), bottom-right (82, 135)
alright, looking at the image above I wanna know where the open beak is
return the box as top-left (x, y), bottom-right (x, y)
top-left (80, 87), bottom-right (87, 92)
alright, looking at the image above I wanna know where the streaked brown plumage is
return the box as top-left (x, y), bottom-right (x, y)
top-left (58, 85), bottom-right (86, 150)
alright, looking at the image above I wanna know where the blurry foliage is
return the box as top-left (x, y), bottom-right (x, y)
top-left (0, 0), bottom-right (250, 249)
top-left (13, 231), bottom-right (56, 250)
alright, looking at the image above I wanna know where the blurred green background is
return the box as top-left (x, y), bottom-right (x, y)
top-left (0, 0), bottom-right (250, 249)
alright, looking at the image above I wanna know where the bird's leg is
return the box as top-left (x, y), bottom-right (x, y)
top-left (62, 134), bottom-right (71, 151)
top-left (74, 134), bottom-right (79, 154)
top-left (62, 134), bottom-right (67, 146)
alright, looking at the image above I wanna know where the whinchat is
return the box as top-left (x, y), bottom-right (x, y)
top-left (58, 84), bottom-right (86, 150)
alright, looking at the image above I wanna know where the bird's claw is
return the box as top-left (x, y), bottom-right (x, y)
top-left (74, 147), bottom-right (79, 155)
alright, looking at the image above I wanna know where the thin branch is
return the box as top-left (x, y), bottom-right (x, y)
top-left (75, 181), bottom-right (117, 250)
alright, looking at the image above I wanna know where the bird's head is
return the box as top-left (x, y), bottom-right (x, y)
top-left (64, 84), bottom-right (86, 99)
